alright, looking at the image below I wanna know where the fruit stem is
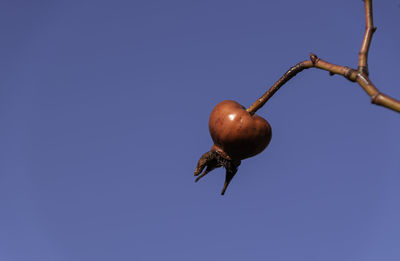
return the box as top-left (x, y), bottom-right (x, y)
top-left (246, 60), bottom-right (313, 115)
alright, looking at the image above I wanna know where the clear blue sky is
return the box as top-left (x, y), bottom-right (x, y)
top-left (1, 0), bottom-right (400, 260)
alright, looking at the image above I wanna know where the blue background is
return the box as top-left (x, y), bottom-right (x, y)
top-left (1, 0), bottom-right (400, 260)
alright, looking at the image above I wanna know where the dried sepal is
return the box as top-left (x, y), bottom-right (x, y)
top-left (194, 150), bottom-right (241, 195)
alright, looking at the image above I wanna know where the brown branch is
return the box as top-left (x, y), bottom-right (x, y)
top-left (247, 53), bottom-right (400, 115)
top-left (313, 55), bottom-right (400, 112)
top-left (246, 60), bottom-right (314, 115)
top-left (358, 0), bottom-right (376, 75)
top-left (246, 0), bottom-right (400, 115)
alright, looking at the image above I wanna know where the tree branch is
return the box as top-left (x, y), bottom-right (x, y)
top-left (246, 0), bottom-right (400, 115)
top-left (246, 60), bottom-right (314, 115)
top-left (358, 0), bottom-right (376, 75)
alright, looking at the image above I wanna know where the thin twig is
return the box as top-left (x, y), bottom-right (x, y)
top-left (246, 60), bottom-right (314, 115)
top-left (358, 0), bottom-right (376, 75)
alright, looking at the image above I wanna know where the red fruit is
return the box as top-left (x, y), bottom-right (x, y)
top-left (209, 100), bottom-right (272, 160)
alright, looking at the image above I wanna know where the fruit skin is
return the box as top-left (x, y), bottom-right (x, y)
top-left (209, 100), bottom-right (272, 160)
